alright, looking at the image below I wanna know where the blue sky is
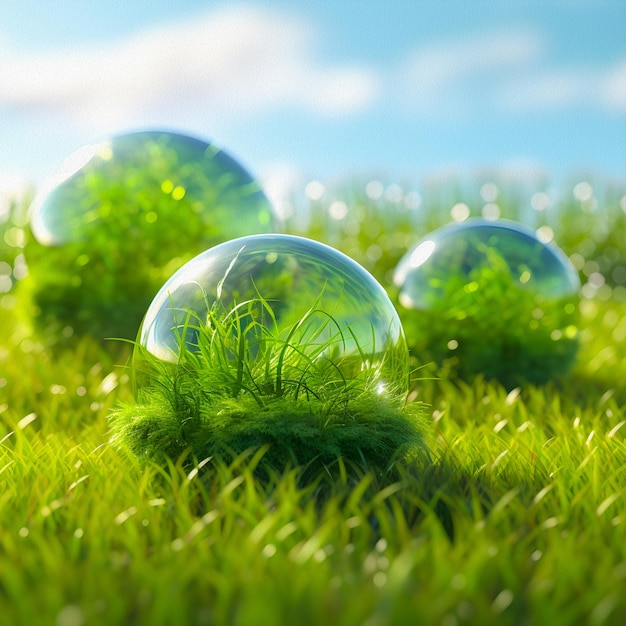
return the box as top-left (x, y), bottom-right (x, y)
top-left (0, 0), bottom-right (624, 202)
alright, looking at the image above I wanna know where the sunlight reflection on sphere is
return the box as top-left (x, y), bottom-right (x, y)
top-left (395, 219), bottom-right (580, 307)
top-left (393, 218), bottom-right (581, 386)
top-left (135, 234), bottom-right (409, 400)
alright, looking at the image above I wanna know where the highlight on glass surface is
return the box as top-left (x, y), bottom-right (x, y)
top-left (30, 130), bottom-right (274, 245)
top-left (25, 130), bottom-right (275, 340)
top-left (393, 218), bottom-right (581, 386)
top-left (134, 234), bottom-right (409, 403)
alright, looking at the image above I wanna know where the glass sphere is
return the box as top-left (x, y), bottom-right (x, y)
top-left (135, 234), bottom-right (409, 402)
top-left (393, 218), bottom-right (581, 386)
top-left (30, 130), bottom-right (273, 245)
top-left (25, 130), bottom-right (274, 340)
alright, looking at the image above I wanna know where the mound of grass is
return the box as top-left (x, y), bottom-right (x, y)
top-left (111, 294), bottom-right (426, 479)
top-left (111, 392), bottom-right (426, 481)
top-left (399, 247), bottom-right (580, 388)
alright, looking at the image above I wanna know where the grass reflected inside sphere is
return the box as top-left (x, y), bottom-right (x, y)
top-left (25, 130), bottom-right (274, 341)
top-left (135, 234), bottom-right (409, 404)
top-left (394, 218), bottom-right (581, 387)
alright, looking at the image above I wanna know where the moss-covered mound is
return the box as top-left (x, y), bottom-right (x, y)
top-left (110, 387), bottom-right (427, 481)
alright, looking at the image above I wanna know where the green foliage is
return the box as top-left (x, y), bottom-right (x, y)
top-left (281, 174), bottom-right (625, 298)
top-left (139, 290), bottom-right (408, 404)
top-left (1, 295), bottom-right (625, 625)
top-left (114, 294), bottom-right (423, 477)
top-left (110, 392), bottom-right (426, 482)
top-left (21, 132), bottom-right (273, 341)
top-left (1, 177), bottom-right (626, 624)
top-left (0, 188), bottom-right (31, 311)
top-left (280, 175), bottom-right (624, 387)
top-left (400, 247), bottom-right (580, 388)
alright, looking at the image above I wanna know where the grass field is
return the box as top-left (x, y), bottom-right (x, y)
top-left (1, 175), bottom-right (625, 625)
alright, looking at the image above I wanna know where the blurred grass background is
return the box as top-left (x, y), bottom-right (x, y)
top-left (1, 174), bottom-right (625, 625)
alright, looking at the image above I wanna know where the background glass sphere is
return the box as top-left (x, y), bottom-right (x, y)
top-left (135, 234), bottom-right (409, 402)
top-left (25, 130), bottom-right (274, 340)
top-left (393, 218), bottom-right (581, 386)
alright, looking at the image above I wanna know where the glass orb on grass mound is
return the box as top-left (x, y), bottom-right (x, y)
top-left (25, 130), bottom-right (274, 341)
top-left (118, 234), bottom-right (421, 475)
top-left (393, 218), bottom-right (580, 387)
top-left (136, 234), bottom-right (408, 400)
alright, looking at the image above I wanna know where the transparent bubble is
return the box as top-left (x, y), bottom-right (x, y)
top-left (393, 218), bottom-right (581, 386)
top-left (135, 234), bottom-right (409, 402)
top-left (31, 131), bottom-right (273, 245)
top-left (25, 130), bottom-right (275, 339)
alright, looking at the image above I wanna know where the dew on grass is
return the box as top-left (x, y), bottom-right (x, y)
top-left (394, 218), bottom-right (581, 386)
top-left (385, 183), bottom-right (403, 203)
top-left (17, 412), bottom-right (37, 430)
top-left (366, 244), bottom-right (383, 263)
top-left (328, 201), bottom-right (348, 220)
top-left (492, 589), bottom-right (514, 614)
top-left (114, 506), bottom-right (137, 525)
top-left (573, 181), bottom-right (594, 203)
top-left (480, 182), bottom-right (499, 203)
top-left (365, 180), bottom-right (383, 200)
top-left (536, 225), bottom-right (554, 244)
top-left (531, 191), bottom-right (551, 212)
top-left (26, 130), bottom-right (274, 339)
top-left (262, 544), bottom-right (277, 558)
top-left (451, 202), bottom-right (470, 222)
top-left (482, 203), bottom-right (501, 220)
top-left (305, 180), bottom-right (325, 201)
top-left (135, 234), bottom-right (409, 402)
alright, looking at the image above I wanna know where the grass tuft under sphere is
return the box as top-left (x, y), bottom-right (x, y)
top-left (110, 234), bottom-right (428, 479)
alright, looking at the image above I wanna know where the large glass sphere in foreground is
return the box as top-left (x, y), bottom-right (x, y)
top-left (26, 130), bottom-right (274, 340)
top-left (135, 234), bottom-right (409, 403)
top-left (393, 218), bottom-right (580, 386)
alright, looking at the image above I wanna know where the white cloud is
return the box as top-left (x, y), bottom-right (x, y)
top-left (603, 59), bottom-right (626, 111)
top-left (0, 5), bottom-right (379, 132)
top-left (396, 27), bottom-right (625, 117)
top-left (502, 58), bottom-right (626, 112)
top-left (397, 28), bottom-right (544, 114)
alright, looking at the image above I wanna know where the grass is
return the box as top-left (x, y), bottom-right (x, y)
top-left (19, 131), bottom-right (274, 341)
top-left (397, 243), bottom-right (580, 388)
top-left (1, 174), bottom-right (626, 624)
top-left (112, 289), bottom-right (423, 478)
